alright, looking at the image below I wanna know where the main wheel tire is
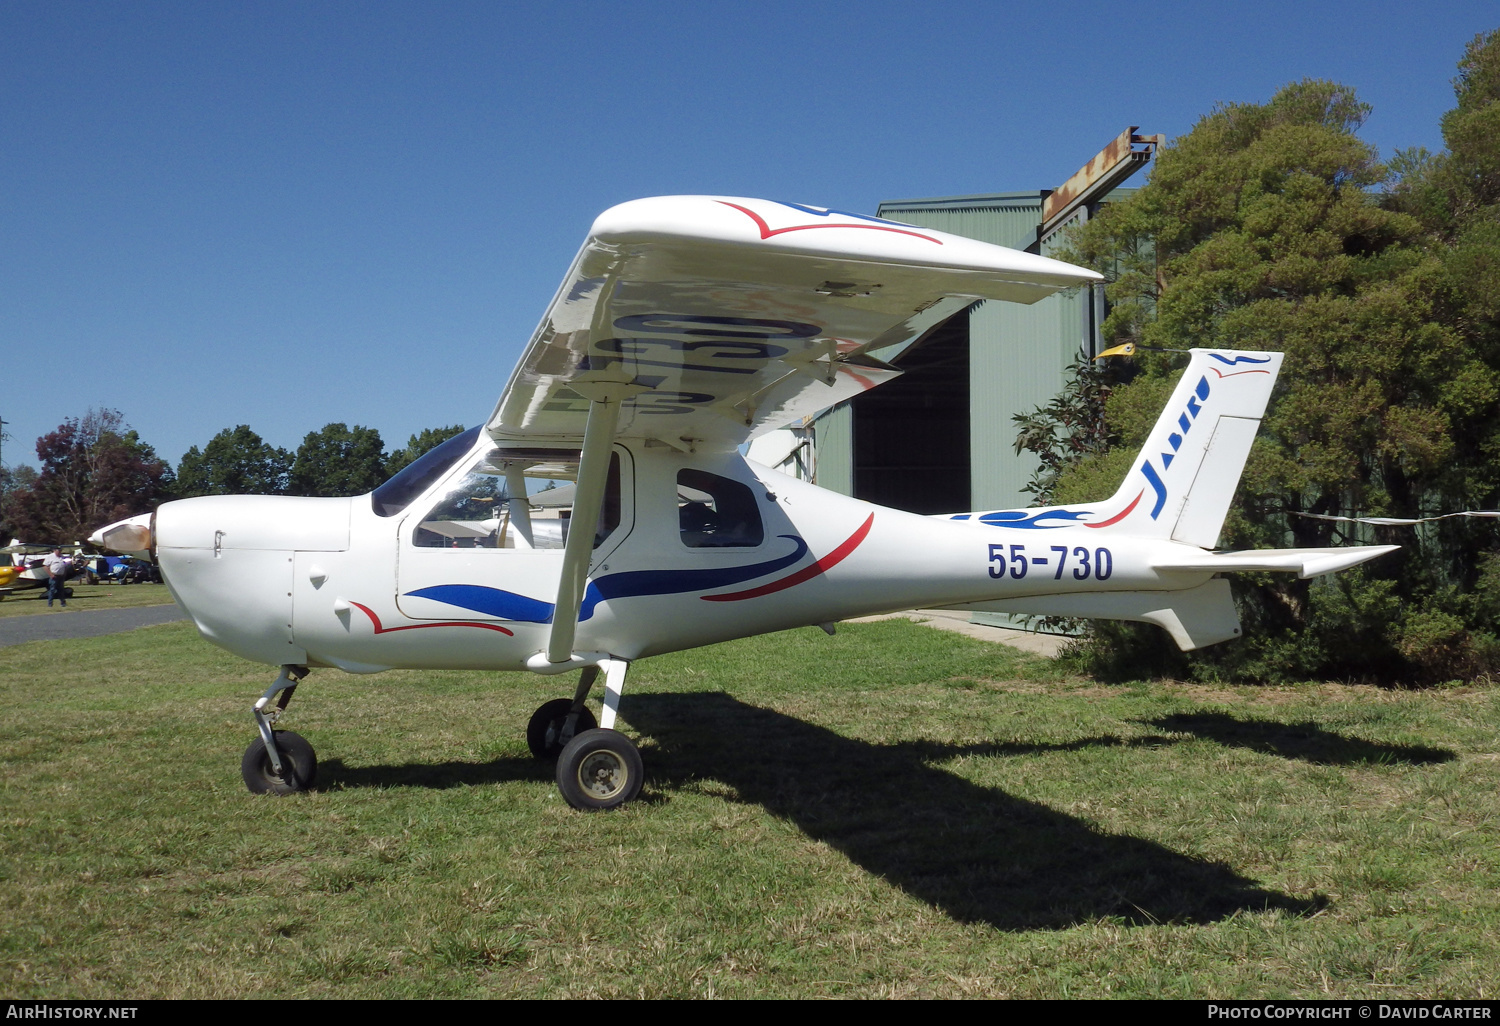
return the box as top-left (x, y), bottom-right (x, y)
top-left (556, 728), bottom-right (642, 811)
top-left (241, 730), bottom-right (318, 795)
top-left (526, 699), bottom-right (598, 760)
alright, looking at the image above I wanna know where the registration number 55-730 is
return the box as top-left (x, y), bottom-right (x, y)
top-left (987, 543), bottom-right (1112, 581)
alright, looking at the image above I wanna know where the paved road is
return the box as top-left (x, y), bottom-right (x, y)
top-left (848, 608), bottom-right (1069, 656)
top-left (0, 604), bottom-right (188, 648)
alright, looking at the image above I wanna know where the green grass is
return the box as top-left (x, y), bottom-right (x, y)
top-left (0, 582), bottom-right (174, 618)
top-left (2, 620), bottom-right (1498, 998)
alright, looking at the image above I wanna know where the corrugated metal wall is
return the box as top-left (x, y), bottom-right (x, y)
top-left (812, 193), bottom-right (1100, 507)
top-left (878, 192), bottom-right (1044, 250)
top-left (879, 194), bottom-right (1091, 511)
top-left (813, 401), bottom-right (853, 495)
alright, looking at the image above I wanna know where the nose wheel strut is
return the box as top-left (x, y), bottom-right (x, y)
top-left (243, 664), bottom-right (316, 794)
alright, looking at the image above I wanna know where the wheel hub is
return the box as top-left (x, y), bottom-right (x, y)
top-left (577, 750), bottom-right (627, 800)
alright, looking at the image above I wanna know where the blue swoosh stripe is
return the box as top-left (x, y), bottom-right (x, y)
top-left (579, 535), bottom-right (808, 619)
top-left (407, 585), bottom-right (556, 623)
top-left (403, 535), bottom-right (811, 623)
top-left (1207, 353), bottom-right (1272, 365)
top-left (976, 509), bottom-right (1092, 530)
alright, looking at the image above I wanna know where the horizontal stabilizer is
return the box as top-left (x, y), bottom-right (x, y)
top-left (1151, 545), bottom-right (1398, 579)
top-left (950, 578), bottom-right (1242, 651)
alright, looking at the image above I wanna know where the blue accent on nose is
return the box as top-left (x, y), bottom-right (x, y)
top-left (408, 585), bottom-right (555, 623)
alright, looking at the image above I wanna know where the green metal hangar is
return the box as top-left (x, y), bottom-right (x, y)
top-left (748, 129), bottom-right (1162, 516)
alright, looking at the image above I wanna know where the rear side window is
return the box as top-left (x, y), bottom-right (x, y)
top-left (677, 469), bottom-right (763, 548)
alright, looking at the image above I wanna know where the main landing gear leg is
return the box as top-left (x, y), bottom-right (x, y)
top-left (526, 667), bottom-right (600, 759)
top-left (555, 658), bottom-right (642, 811)
top-left (241, 664), bottom-right (317, 795)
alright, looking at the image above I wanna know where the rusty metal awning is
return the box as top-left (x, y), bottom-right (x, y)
top-left (1040, 127), bottom-right (1164, 241)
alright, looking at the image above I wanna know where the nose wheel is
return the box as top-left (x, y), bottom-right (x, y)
top-left (242, 730), bottom-right (318, 794)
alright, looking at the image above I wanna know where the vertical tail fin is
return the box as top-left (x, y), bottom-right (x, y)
top-left (954, 349), bottom-right (1281, 547)
top-left (1103, 349), bottom-right (1282, 546)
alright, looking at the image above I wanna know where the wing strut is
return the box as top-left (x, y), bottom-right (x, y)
top-left (544, 380), bottom-right (644, 666)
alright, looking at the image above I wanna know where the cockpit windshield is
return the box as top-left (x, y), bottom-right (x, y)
top-left (371, 426), bottom-right (483, 517)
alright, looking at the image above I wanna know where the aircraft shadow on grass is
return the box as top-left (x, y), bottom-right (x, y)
top-left (319, 754), bottom-right (551, 792)
top-left (1139, 712), bottom-right (1455, 766)
top-left (896, 711), bottom-right (1457, 767)
top-left (321, 693), bottom-right (1362, 931)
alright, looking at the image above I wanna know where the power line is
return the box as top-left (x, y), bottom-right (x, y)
top-left (1290, 510), bottom-right (1500, 526)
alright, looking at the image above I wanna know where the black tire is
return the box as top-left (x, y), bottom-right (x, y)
top-left (63, 587), bottom-right (73, 598)
top-left (526, 699), bottom-right (597, 760)
top-left (556, 728), bottom-right (642, 811)
top-left (241, 730), bottom-right (318, 795)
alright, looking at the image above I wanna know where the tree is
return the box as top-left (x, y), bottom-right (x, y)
top-left (288, 423), bottom-right (386, 497)
top-left (1052, 65), bottom-right (1500, 683)
top-left (0, 464), bottom-right (39, 540)
top-left (1387, 30), bottom-right (1500, 241)
top-left (176, 426), bottom-right (291, 497)
top-left (383, 425), bottom-right (466, 479)
top-left (6, 409), bottom-right (172, 542)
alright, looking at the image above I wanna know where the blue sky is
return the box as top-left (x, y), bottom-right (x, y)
top-left (2, 0), bottom-right (1496, 471)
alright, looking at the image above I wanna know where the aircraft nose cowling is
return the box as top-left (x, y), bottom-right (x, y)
top-left (155, 495), bottom-right (353, 665)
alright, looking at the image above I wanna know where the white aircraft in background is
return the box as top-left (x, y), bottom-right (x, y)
top-left (92, 196), bottom-right (1396, 809)
top-left (0, 540), bottom-right (88, 596)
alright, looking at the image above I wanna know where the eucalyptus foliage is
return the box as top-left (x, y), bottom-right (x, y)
top-left (1045, 33), bottom-right (1500, 683)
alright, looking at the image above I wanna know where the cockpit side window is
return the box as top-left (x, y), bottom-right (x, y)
top-left (677, 469), bottom-right (763, 548)
top-left (412, 448), bottom-right (621, 550)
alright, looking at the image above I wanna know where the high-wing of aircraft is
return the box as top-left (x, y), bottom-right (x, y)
top-left (91, 196), bottom-right (1397, 809)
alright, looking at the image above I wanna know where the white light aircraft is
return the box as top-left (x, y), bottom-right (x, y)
top-left (92, 196), bottom-right (1397, 809)
top-left (1, 540), bottom-right (88, 596)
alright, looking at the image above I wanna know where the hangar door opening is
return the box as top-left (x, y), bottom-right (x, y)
top-left (852, 313), bottom-right (970, 515)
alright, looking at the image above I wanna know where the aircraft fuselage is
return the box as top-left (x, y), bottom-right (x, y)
top-left (155, 442), bottom-right (1213, 674)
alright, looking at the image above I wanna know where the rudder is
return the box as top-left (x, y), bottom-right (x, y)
top-left (1102, 349), bottom-right (1281, 546)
